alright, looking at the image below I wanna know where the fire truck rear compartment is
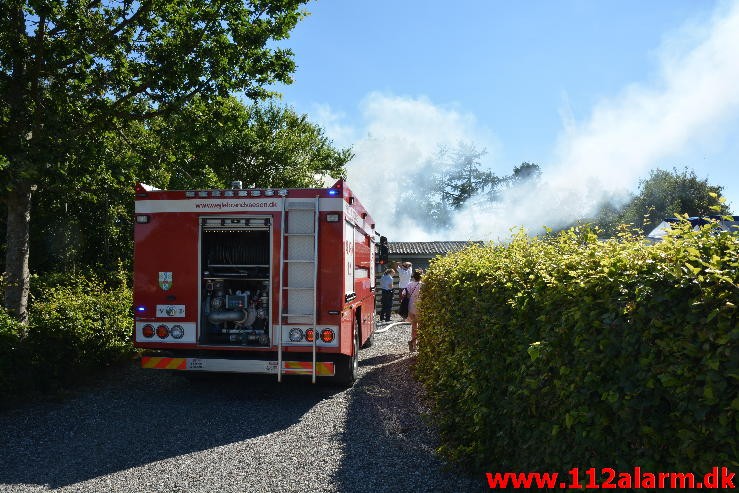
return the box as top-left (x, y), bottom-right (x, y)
top-left (200, 219), bottom-right (271, 346)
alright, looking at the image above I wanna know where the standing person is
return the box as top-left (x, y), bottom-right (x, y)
top-left (396, 261), bottom-right (412, 294)
top-left (379, 268), bottom-right (395, 322)
top-left (404, 269), bottom-right (423, 352)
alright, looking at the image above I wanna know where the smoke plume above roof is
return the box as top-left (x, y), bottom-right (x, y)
top-left (317, 2), bottom-right (739, 242)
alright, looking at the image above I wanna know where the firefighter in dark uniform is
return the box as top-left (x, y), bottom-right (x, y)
top-left (379, 268), bottom-right (395, 322)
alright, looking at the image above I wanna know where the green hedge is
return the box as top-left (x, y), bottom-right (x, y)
top-left (0, 272), bottom-right (134, 402)
top-left (415, 224), bottom-right (738, 473)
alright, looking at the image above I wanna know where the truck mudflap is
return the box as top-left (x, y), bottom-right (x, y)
top-left (141, 356), bottom-right (335, 376)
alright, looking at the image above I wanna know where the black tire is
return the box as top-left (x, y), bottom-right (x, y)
top-left (361, 330), bottom-right (374, 349)
top-left (333, 325), bottom-right (359, 387)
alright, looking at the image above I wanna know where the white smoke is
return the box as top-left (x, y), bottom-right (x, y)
top-left (331, 92), bottom-right (500, 241)
top-left (317, 2), bottom-right (739, 242)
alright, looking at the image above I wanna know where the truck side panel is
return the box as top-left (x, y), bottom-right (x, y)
top-left (134, 212), bottom-right (199, 347)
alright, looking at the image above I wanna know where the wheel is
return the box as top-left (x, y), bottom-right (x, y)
top-left (333, 324), bottom-right (359, 386)
top-left (350, 326), bottom-right (360, 376)
top-left (361, 310), bottom-right (377, 349)
top-left (362, 314), bottom-right (375, 348)
top-left (361, 330), bottom-right (374, 348)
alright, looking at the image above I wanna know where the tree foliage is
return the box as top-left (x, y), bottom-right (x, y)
top-left (1, 0), bottom-right (310, 320)
top-left (19, 96), bottom-right (352, 275)
top-left (156, 96), bottom-right (351, 190)
top-left (395, 144), bottom-right (494, 230)
top-left (26, 120), bottom-right (167, 273)
top-left (509, 161), bottom-right (542, 184)
top-left (1, 0), bottom-right (307, 183)
top-left (396, 143), bottom-right (541, 231)
top-left (442, 144), bottom-right (500, 209)
top-left (590, 168), bottom-right (730, 237)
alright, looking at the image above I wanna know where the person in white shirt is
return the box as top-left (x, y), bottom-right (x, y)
top-left (396, 261), bottom-right (412, 290)
top-left (395, 261), bottom-right (412, 318)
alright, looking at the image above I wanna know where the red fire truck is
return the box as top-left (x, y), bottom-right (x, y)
top-left (133, 179), bottom-right (376, 385)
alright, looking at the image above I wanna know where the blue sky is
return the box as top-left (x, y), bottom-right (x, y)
top-left (273, 0), bottom-right (739, 240)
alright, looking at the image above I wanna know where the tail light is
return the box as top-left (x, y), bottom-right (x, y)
top-left (320, 328), bottom-right (335, 343)
top-left (156, 324), bottom-right (169, 339)
top-left (305, 328), bottom-right (315, 342)
top-left (142, 324), bottom-right (155, 338)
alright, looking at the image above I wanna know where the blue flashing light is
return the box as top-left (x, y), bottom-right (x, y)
top-left (327, 188), bottom-right (339, 196)
top-left (136, 305), bottom-right (146, 313)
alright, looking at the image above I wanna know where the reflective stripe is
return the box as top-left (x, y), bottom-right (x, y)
top-left (139, 357), bottom-right (334, 376)
top-left (282, 361), bottom-right (334, 376)
top-left (142, 356), bottom-right (187, 370)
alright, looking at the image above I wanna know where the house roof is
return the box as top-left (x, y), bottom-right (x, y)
top-left (388, 241), bottom-right (483, 256)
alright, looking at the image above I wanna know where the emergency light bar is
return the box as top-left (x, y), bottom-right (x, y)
top-left (176, 187), bottom-right (350, 198)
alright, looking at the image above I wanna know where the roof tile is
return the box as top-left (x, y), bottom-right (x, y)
top-left (388, 241), bottom-right (482, 255)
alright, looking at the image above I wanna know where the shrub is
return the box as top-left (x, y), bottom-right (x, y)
top-left (0, 271), bottom-right (134, 401)
top-left (0, 309), bottom-right (31, 399)
top-left (26, 272), bottom-right (134, 388)
top-left (415, 223), bottom-right (739, 473)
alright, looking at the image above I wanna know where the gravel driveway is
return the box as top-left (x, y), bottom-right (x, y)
top-left (0, 320), bottom-right (487, 492)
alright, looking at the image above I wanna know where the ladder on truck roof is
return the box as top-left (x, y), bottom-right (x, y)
top-left (278, 196), bottom-right (320, 383)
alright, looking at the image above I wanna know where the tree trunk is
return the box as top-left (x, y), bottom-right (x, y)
top-left (4, 183), bottom-right (34, 325)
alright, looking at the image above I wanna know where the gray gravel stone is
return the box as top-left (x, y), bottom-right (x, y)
top-left (0, 317), bottom-right (487, 492)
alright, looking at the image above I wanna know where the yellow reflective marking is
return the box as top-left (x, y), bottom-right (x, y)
top-left (282, 361), bottom-right (334, 376)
